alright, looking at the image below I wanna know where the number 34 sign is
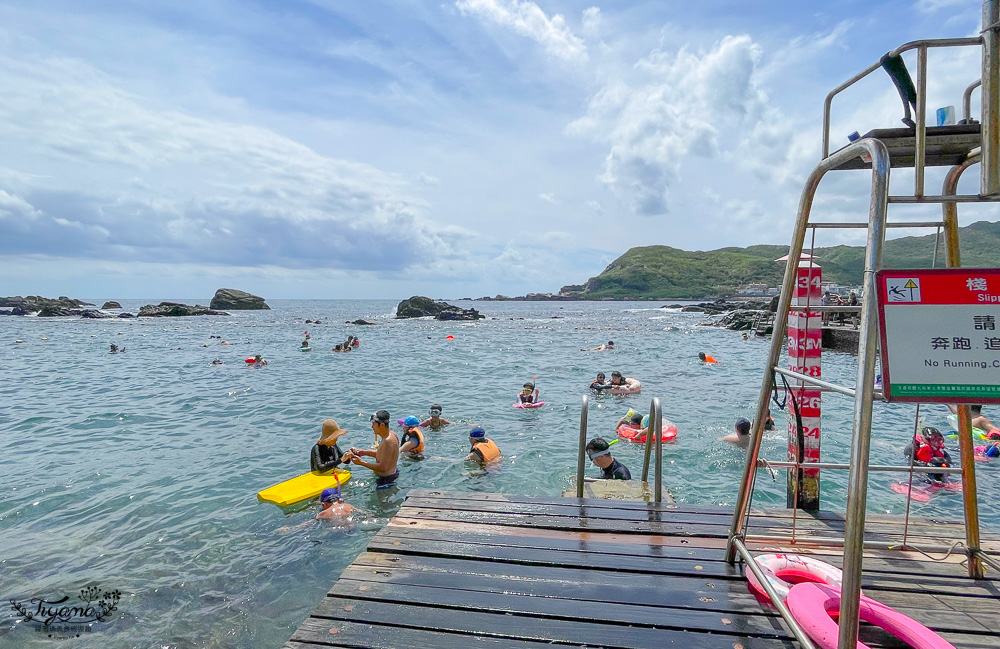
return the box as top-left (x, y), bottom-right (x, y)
top-left (877, 268), bottom-right (1000, 403)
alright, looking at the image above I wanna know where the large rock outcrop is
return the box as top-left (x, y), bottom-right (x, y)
top-left (102, 301), bottom-right (122, 309)
top-left (210, 289), bottom-right (269, 310)
top-left (138, 302), bottom-right (230, 317)
top-left (396, 296), bottom-right (484, 321)
top-left (0, 295), bottom-right (94, 314)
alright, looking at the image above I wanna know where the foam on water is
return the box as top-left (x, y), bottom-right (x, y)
top-left (2, 299), bottom-right (997, 647)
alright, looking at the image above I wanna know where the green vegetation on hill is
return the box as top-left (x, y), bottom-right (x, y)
top-left (572, 221), bottom-right (1000, 299)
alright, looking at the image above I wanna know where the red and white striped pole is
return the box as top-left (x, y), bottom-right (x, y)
top-left (787, 261), bottom-right (822, 509)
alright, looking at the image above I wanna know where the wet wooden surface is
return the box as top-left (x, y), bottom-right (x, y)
top-left (286, 489), bottom-right (1000, 649)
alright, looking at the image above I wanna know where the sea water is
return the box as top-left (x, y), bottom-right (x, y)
top-left (2, 299), bottom-right (997, 648)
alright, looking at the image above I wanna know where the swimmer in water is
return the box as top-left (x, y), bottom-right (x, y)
top-left (699, 352), bottom-right (718, 363)
top-left (722, 418), bottom-right (752, 448)
top-left (586, 437), bottom-right (631, 480)
top-left (581, 340), bottom-right (615, 351)
top-left (252, 354), bottom-right (267, 368)
top-left (517, 382), bottom-right (539, 404)
top-left (211, 357), bottom-right (224, 365)
top-left (316, 485), bottom-right (356, 521)
top-left (398, 416), bottom-right (426, 459)
top-left (589, 373), bottom-right (612, 392)
top-left (466, 427), bottom-right (501, 465)
top-left (343, 410), bottom-right (400, 490)
top-left (420, 404), bottom-right (451, 430)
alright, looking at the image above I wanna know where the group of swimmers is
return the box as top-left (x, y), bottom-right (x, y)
top-left (588, 371), bottom-right (641, 392)
top-left (307, 404), bottom-right (502, 506)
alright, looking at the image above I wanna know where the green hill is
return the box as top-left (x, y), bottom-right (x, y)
top-left (569, 221), bottom-right (1000, 299)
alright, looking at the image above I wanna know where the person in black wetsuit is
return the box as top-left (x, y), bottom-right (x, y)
top-left (586, 437), bottom-right (631, 480)
top-left (310, 419), bottom-right (348, 473)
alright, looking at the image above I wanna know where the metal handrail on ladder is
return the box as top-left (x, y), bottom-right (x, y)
top-left (574, 395), bottom-right (665, 503)
top-left (723, 136), bottom-right (891, 649)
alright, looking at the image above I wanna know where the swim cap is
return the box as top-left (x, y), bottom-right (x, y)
top-left (321, 486), bottom-right (341, 503)
top-left (735, 418), bottom-right (751, 436)
top-left (607, 340), bottom-right (614, 346)
top-left (922, 426), bottom-right (943, 440)
top-left (469, 426), bottom-right (486, 438)
top-left (522, 382), bottom-right (534, 390)
top-left (370, 410), bottom-right (391, 424)
top-left (987, 443), bottom-right (1000, 458)
top-left (403, 416), bottom-right (420, 428)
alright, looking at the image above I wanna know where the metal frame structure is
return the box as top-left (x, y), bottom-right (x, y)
top-left (727, 6), bottom-right (1000, 646)
top-left (575, 396), bottom-right (665, 503)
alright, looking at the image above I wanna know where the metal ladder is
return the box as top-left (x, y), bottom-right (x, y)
top-left (725, 7), bottom-right (1000, 648)
top-left (573, 395), bottom-right (665, 503)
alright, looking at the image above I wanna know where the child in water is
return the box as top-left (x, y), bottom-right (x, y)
top-left (420, 404), bottom-right (451, 430)
top-left (517, 382), bottom-right (539, 404)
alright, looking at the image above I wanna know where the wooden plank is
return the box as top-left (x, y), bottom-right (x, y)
top-left (407, 489), bottom-right (997, 537)
top-left (307, 595), bottom-right (797, 649)
top-left (343, 553), bottom-right (996, 634)
top-left (368, 534), bottom-right (744, 579)
top-left (402, 494), bottom-right (971, 536)
top-left (337, 561), bottom-right (769, 615)
top-left (313, 582), bottom-right (792, 640)
top-left (390, 508), bottom-right (1000, 551)
top-left (371, 531), bottom-right (997, 594)
top-left (373, 525), bottom-right (978, 578)
top-left (290, 618), bottom-right (592, 648)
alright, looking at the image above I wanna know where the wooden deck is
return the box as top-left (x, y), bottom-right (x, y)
top-left (286, 489), bottom-right (1000, 649)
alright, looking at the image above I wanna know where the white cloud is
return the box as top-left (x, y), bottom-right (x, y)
top-left (581, 7), bottom-right (601, 34)
top-left (0, 51), bottom-right (472, 274)
top-left (538, 192), bottom-right (559, 204)
top-left (568, 35), bottom-right (767, 215)
top-left (916, 0), bottom-right (968, 13)
top-left (456, 0), bottom-right (588, 62)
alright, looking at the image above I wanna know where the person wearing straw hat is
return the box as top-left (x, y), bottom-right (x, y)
top-left (310, 419), bottom-right (348, 473)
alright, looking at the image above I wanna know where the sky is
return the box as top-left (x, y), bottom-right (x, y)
top-left (0, 0), bottom-right (994, 300)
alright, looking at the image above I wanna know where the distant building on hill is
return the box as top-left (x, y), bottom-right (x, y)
top-left (735, 283), bottom-right (775, 297)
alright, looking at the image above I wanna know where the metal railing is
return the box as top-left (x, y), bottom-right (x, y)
top-left (574, 395), bottom-right (665, 503)
top-left (725, 136), bottom-right (891, 649)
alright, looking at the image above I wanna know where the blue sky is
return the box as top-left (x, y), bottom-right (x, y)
top-left (0, 0), bottom-right (993, 299)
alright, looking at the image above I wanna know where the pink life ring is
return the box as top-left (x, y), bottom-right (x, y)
top-left (616, 420), bottom-right (677, 443)
top-left (745, 553), bottom-right (848, 603)
top-left (513, 401), bottom-right (545, 409)
top-left (786, 582), bottom-right (956, 649)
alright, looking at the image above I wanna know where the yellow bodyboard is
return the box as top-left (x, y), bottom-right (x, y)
top-left (257, 469), bottom-right (351, 507)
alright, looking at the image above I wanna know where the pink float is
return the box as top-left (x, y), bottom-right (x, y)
top-left (745, 553), bottom-right (848, 602)
top-left (786, 582), bottom-right (956, 649)
top-left (512, 401), bottom-right (545, 409)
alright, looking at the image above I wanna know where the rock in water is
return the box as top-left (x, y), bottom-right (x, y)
top-left (209, 288), bottom-right (270, 310)
top-left (102, 301), bottom-right (122, 309)
top-left (395, 296), bottom-right (484, 321)
top-left (138, 302), bottom-right (230, 317)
